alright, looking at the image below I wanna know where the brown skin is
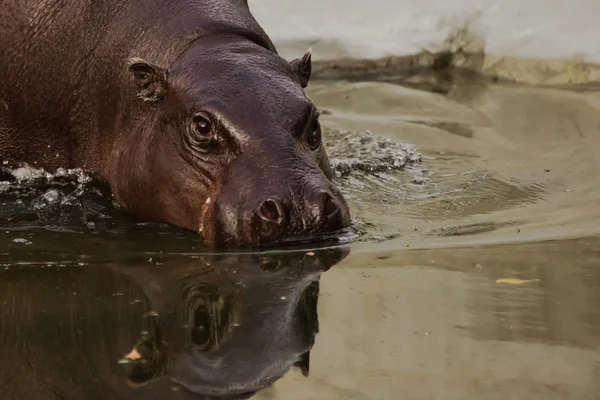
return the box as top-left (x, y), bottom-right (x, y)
top-left (0, 0), bottom-right (351, 247)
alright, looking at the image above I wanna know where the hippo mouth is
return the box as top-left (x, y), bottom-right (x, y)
top-left (198, 195), bottom-right (355, 249)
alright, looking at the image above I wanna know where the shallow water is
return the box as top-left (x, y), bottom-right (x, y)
top-left (2, 3), bottom-right (600, 399)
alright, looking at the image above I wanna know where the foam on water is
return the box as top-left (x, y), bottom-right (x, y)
top-left (327, 129), bottom-right (422, 177)
top-left (4, 165), bottom-right (92, 184)
top-left (1, 164), bottom-right (94, 208)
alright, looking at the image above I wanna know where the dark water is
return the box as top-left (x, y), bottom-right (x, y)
top-left (0, 244), bottom-right (347, 399)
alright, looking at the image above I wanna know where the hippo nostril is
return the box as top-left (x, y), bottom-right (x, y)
top-left (323, 193), bottom-right (339, 219)
top-left (259, 199), bottom-right (284, 224)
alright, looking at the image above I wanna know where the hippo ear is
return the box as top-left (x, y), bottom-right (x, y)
top-left (128, 58), bottom-right (168, 103)
top-left (290, 49), bottom-right (312, 88)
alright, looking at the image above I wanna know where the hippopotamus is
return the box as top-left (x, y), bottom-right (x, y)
top-left (0, 248), bottom-right (348, 398)
top-left (0, 0), bottom-right (351, 246)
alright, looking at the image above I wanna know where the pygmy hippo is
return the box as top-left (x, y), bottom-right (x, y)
top-left (0, 0), bottom-right (352, 246)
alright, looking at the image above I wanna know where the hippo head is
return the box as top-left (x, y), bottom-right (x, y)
top-left (112, 35), bottom-right (351, 247)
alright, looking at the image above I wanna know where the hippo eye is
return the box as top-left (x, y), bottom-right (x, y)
top-left (190, 112), bottom-right (216, 145)
top-left (307, 118), bottom-right (322, 151)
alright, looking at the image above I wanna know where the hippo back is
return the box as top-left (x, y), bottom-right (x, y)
top-left (0, 0), bottom-right (275, 172)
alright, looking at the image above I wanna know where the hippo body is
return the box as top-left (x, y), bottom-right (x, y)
top-left (0, 0), bottom-right (351, 246)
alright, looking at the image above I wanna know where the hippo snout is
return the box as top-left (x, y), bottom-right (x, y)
top-left (256, 191), bottom-right (342, 234)
top-left (202, 183), bottom-right (351, 247)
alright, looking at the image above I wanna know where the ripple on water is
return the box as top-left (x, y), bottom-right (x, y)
top-left (321, 128), bottom-right (551, 242)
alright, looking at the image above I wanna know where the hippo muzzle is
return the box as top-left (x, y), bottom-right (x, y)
top-left (200, 155), bottom-right (351, 247)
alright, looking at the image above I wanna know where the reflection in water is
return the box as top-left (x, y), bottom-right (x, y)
top-left (0, 247), bottom-right (349, 399)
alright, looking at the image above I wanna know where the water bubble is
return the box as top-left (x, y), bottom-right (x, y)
top-left (43, 189), bottom-right (60, 203)
top-left (0, 182), bottom-right (9, 193)
top-left (10, 166), bottom-right (48, 182)
top-left (32, 199), bottom-right (47, 210)
top-left (55, 168), bottom-right (67, 177)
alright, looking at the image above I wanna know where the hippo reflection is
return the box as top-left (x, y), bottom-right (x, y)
top-left (0, 248), bottom-right (348, 399)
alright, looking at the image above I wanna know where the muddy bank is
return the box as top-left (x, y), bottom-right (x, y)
top-left (305, 19), bottom-right (600, 90)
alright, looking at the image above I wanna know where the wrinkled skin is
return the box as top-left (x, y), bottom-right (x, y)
top-left (0, 0), bottom-right (351, 247)
top-left (0, 248), bottom-right (349, 399)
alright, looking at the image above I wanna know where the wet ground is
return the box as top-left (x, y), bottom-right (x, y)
top-left (2, 3), bottom-right (600, 399)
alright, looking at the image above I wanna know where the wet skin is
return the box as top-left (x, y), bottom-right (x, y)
top-left (0, 0), bottom-right (352, 247)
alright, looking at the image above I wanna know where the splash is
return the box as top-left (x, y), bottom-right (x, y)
top-left (1, 164), bottom-right (94, 207)
top-left (0, 163), bottom-right (120, 235)
top-left (326, 129), bottom-right (422, 177)
top-left (322, 129), bottom-right (428, 243)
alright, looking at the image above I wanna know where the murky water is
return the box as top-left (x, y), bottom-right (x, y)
top-left (2, 3), bottom-right (600, 399)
